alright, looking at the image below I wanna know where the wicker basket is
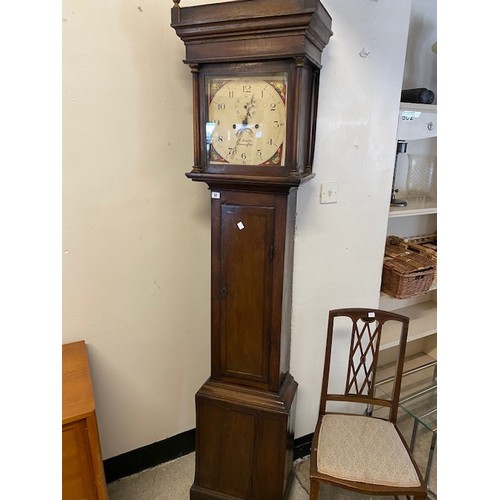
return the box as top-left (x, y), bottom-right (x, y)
top-left (381, 236), bottom-right (436, 299)
top-left (404, 234), bottom-right (437, 290)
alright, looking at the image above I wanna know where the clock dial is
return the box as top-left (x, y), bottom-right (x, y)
top-left (206, 75), bottom-right (287, 166)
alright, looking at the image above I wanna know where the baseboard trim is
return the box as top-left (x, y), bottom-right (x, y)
top-left (103, 428), bottom-right (196, 483)
top-left (293, 432), bottom-right (313, 461)
top-left (104, 430), bottom-right (313, 484)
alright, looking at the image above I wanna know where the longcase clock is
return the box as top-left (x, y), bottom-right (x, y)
top-left (171, 1), bottom-right (332, 498)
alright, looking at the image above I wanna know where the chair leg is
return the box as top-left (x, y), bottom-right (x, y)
top-left (309, 479), bottom-right (320, 500)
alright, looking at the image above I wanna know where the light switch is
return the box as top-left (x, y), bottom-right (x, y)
top-left (320, 182), bottom-right (339, 204)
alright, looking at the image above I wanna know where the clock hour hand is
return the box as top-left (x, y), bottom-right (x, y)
top-left (242, 95), bottom-right (256, 126)
top-left (231, 95), bottom-right (256, 158)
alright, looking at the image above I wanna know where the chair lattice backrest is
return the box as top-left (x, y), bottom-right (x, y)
top-left (319, 308), bottom-right (409, 423)
top-left (345, 314), bottom-right (383, 397)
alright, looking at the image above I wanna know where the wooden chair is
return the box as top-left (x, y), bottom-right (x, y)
top-left (309, 308), bottom-right (427, 499)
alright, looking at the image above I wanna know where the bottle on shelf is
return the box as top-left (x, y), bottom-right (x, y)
top-left (401, 87), bottom-right (435, 104)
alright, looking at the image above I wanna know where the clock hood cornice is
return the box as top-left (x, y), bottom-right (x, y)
top-left (171, 0), bottom-right (333, 68)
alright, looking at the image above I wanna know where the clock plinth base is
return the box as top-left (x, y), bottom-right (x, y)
top-left (190, 374), bottom-right (298, 500)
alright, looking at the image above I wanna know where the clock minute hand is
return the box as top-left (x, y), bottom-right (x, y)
top-left (232, 95), bottom-right (256, 159)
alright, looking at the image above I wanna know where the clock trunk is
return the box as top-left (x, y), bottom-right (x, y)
top-left (189, 184), bottom-right (299, 500)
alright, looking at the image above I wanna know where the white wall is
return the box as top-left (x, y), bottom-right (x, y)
top-left (403, 0), bottom-right (437, 99)
top-left (63, 0), bottom-right (412, 458)
top-left (291, 0), bottom-right (411, 439)
top-left (62, 0), bottom-right (219, 458)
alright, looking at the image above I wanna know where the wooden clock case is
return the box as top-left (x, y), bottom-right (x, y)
top-left (171, 1), bottom-right (332, 498)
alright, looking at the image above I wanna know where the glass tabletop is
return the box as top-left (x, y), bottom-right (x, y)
top-left (399, 383), bottom-right (437, 432)
top-left (374, 358), bottom-right (438, 497)
top-left (376, 361), bottom-right (437, 433)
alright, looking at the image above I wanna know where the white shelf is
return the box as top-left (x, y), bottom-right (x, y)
top-left (400, 102), bottom-right (437, 113)
top-left (381, 98), bottom-right (437, 356)
top-left (397, 104), bottom-right (437, 141)
top-left (389, 197), bottom-right (437, 218)
top-left (381, 300), bottom-right (437, 350)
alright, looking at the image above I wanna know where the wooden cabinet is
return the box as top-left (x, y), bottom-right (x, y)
top-left (62, 341), bottom-right (108, 500)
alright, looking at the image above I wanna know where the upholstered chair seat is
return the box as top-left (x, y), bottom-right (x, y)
top-left (316, 414), bottom-right (421, 488)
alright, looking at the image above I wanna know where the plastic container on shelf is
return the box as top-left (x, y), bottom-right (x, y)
top-left (406, 154), bottom-right (436, 199)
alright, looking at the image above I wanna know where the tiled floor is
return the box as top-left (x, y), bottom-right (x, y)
top-left (107, 450), bottom-right (435, 499)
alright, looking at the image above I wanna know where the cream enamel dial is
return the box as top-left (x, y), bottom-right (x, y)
top-left (206, 75), bottom-right (287, 166)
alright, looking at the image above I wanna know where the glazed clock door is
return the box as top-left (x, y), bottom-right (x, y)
top-left (206, 74), bottom-right (288, 167)
top-left (197, 61), bottom-right (296, 178)
top-left (211, 189), bottom-right (288, 392)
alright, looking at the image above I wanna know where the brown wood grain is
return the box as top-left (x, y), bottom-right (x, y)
top-left (62, 341), bottom-right (108, 499)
